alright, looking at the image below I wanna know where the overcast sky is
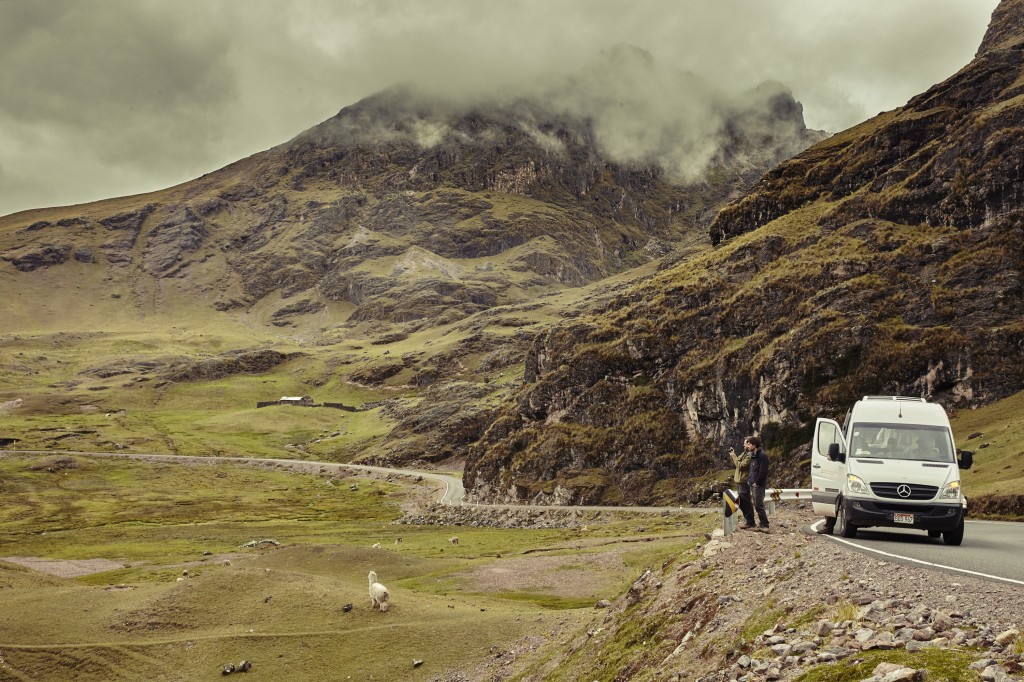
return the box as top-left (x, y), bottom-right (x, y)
top-left (0, 0), bottom-right (1001, 218)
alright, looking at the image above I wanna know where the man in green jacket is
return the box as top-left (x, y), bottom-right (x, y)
top-left (730, 443), bottom-right (756, 529)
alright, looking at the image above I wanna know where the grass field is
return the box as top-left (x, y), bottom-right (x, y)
top-left (0, 453), bottom-right (710, 681)
top-left (949, 391), bottom-right (1024, 499)
top-left (0, 253), bottom-right (603, 464)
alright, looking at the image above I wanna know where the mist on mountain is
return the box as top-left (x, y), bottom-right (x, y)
top-left (298, 44), bottom-right (821, 189)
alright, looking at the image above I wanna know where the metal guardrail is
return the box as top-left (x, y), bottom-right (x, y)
top-left (722, 488), bottom-right (812, 535)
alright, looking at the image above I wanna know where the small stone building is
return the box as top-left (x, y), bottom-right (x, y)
top-left (279, 396), bottom-right (314, 406)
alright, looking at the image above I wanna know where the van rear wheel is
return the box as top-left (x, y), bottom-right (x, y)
top-left (836, 498), bottom-right (857, 538)
top-left (943, 519), bottom-right (964, 546)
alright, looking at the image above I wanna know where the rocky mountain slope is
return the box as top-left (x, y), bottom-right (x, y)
top-left (0, 47), bottom-right (821, 332)
top-left (0, 48), bottom-right (824, 467)
top-left (464, 0), bottom-right (1024, 505)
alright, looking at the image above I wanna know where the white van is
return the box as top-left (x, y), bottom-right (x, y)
top-left (811, 396), bottom-right (973, 545)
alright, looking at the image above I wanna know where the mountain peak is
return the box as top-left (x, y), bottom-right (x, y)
top-left (976, 0), bottom-right (1024, 56)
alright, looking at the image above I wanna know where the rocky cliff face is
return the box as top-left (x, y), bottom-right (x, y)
top-left (465, 0), bottom-right (1024, 505)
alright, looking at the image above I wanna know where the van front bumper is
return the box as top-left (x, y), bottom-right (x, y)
top-left (845, 498), bottom-right (964, 531)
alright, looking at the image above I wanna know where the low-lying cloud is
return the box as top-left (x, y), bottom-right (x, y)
top-left (306, 45), bottom-right (816, 186)
top-left (0, 0), bottom-right (999, 216)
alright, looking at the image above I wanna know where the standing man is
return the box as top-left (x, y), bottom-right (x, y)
top-left (729, 444), bottom-right (756, 529)
top-left (746, 436), bottom-right (770, 532)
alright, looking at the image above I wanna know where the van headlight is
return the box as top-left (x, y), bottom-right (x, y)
top-left (939, 481), bottom-right (961, 499)
top-left (846, 474), bottom-right (868, 495)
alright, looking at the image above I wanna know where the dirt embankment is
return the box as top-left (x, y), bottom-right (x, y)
top-left (970, 494), bottom-right (1024, 519)
top-left (440, 506), bottom-right (1024, 682)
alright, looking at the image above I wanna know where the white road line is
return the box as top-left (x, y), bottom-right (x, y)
top-left (811, 521), bottom-right (1024, 586)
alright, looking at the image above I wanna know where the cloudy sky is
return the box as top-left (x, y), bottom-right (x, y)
top-left (0, 0), bottom-right (1000, 218)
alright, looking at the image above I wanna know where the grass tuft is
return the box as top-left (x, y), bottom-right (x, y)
top-left (794, 648), bottom-right (979, 682)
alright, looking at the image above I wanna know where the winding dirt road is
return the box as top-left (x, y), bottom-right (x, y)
top-left (1, 450), bottom-right (708, 514)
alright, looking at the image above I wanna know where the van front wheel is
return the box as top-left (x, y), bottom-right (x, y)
top-left (836, 498), bottom-right (857, 538)
top-left (943, 518), bottom-right (964, 546)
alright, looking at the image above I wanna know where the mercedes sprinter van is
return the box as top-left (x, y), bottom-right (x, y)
top-left (811, 396), bottom-right (973, 545)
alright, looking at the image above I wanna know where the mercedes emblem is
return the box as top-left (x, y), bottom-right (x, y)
top-left (896, 484), bottom-right (912, 498)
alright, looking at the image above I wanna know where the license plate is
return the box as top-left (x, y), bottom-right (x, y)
top-left (893, 512), bottom-right (914, 524)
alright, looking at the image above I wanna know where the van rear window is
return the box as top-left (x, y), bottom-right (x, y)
top-left (849, 423), bottom-right (954, 462)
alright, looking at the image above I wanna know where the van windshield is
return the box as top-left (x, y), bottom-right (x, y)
top-left (849, 423), bottom-right (955, 463)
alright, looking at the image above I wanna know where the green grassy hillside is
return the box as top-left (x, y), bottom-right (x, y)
top-left (950, 391), bottom-right (1024, 512)
top-left (0, 453), bottom-right (708, 681)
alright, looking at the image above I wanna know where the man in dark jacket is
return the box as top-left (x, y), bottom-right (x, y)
top-left (746, 436), bottom-right (770, 531)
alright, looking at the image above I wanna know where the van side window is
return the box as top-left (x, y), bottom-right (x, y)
top-left (817, 422), bottom-right (844, 456)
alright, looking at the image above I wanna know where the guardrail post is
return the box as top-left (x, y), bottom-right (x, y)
top-left (722, 489), bottom-right (739, 536)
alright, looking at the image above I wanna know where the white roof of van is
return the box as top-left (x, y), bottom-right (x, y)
top-left (851, 396), bottom-right (949, 426)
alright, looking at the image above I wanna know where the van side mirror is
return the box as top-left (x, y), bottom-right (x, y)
top-left (958, 450), bottom-right (974, 470)
top-left (828, 443), bottom-right (845, 463)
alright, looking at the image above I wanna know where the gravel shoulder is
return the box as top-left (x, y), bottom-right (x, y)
top-left (435, 505), bottom-right (1024, 681)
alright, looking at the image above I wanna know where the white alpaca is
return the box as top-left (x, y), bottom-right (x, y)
top-left (372, 542), bottom-right (381, 549)
top-left (368, 570), bottom-right (390, 612)
top-left (448, 536), bottom-right (459, 545)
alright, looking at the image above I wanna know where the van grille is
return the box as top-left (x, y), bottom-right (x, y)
top-left (870, 482), bottom-right (938, 500)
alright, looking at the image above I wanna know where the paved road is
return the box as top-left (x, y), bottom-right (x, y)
top-left (810, 518), bottom-right (1024, 586)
